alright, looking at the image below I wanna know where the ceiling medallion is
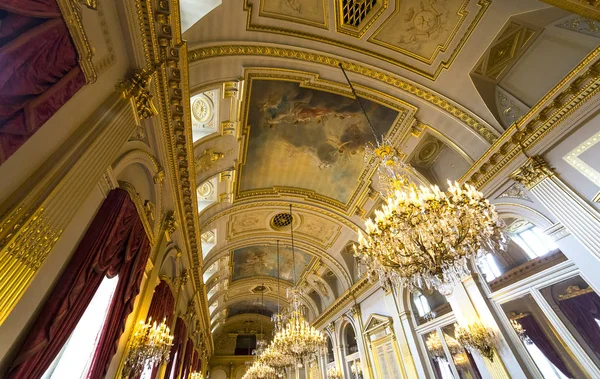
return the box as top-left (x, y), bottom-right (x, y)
top-left (337, 64), bottom-right (505, 295)
top-left (192, 95), bottom-right (212, 123)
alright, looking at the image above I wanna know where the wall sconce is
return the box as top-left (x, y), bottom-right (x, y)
top-left (326, 367), bottom-right (342, 379)
top-left (123, 318), bottom-right (174, 377)
top-left (455, 322), bottom-right (497, 361)
top-left (350, 360), bottom-right (363, 379)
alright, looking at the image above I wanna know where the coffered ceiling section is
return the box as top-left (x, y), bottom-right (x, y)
top-left (242, 0), bottom-right (489, 78)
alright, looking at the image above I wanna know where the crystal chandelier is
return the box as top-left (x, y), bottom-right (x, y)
top-left (190, 372), bottom-right (205, 379)
top-left (260, 345), bottom-right (295, 372)
top-left (243, 361), bottom-right (276, 379)
top-left (327, 367), bottom-right (342, 379)
top-left (270, 205), bottom-right (327, 366)
top-left (338, 64), bottom-right (505, 294)
top-left (123, 318), bottom-right (174, 377)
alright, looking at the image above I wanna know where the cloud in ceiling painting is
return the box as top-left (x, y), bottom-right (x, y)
top-left (231, 244), bottom-right (313, 284)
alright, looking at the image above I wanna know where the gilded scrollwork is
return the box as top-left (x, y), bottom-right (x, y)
top-left (510, 156), bottom-right (555, 190)
top-left (118, 70), bottom-right (159, 121)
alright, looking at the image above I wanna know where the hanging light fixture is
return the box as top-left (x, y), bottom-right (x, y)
top-left (337, 63), bottom-right (506, 294)
top-left (243, 360), bottom-right (276, 379)
top-left (270, 205), bottom-right (326, 366)
top-left (270, 240), bottom-right (286, 333)
top-left (122, 318), bottom-right (174, 377)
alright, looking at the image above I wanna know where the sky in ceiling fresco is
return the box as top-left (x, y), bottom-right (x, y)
top-left (239, 79), bottom-right (398, 203)
top-left (228, 298), bottom-right (280, 318)
top-left (231, 244), bottom-right (313, 284)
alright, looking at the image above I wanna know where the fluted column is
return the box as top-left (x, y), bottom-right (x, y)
top-left (511, 156), bottom-right (600, 288)
top-left (382, 289), bottom-right (420, 378)
top-left (447, 277), bottom-right (526, 379)
top-left (347, 305), bottom-right (373, 379)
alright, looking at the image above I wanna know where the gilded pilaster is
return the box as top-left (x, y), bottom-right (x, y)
top-left (509, 156), bottom-right (554, 190)
top-left (0, 93), bottom-right (137, 325)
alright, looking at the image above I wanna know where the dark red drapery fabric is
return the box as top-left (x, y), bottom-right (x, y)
top-left (558, 291), bottom-right (600, 360)
top-left (165, 317), bottom-right (188, 379)
top-left (146, 280), bottom-right (176, 326)
top-left (181, 338), bottom-right (194, 379)
top-left (519, 315), bottom-right (572, 377)
top-left (6, 189), bottom-right (150, 379)
top-left (0, 0), bottom-right (85, 164)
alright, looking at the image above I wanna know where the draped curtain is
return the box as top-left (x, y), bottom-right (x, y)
top-left (6, 189), bottom-right (151, 379)
top-left (0, 0), bottom-right (85, 164)
top-left (558, 292), bottom-right (600, 360)
top-left (165, 317), bottom-right (188, 379)
top-left (181, 338), bottom-right (194, 379)
top-left (519, 315), bottom-right (572, 377)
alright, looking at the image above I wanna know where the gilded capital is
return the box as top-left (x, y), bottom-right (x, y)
top-left (510, 156), bottom-right (554, 189)
top-left (77, 0), bottom-right (97, 10)
top-left (118, 69), bottom-right (158, 121)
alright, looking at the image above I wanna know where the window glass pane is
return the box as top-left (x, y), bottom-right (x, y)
top-left (510, 233), bottom-right (537, 259)
top-left (42, 275), bottom-right (119, 379)
top-left (540, 275), bottom-right (600, 368)
top-left (423, 331), bottom-right (455, 379)
top-left (520, 229), bottom-right (548, 257)
top-left (501, 293), bottom-right (585, 378)
top-left (533, 227), bottom-right (558, 251)
top-left (441, 325), bottom-right (482, 379)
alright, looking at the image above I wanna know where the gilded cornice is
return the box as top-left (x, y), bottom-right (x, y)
top-left (312, 277), bottom-right (371, 329)
top-left (188, 45), bottom-right (498, 144)
top-left (461, 48), bottom-right (600, 189)
top-left (134, 0), bottom-right (213, 354)
top-left (242, 0), bottom-right (490, 80)
top-left (510, 156), bottom-right (555, 190)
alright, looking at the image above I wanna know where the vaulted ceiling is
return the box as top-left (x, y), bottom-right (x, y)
top-left (182, 0), bottom-right (600, 351)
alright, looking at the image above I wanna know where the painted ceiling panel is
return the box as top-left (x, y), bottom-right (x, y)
top-left (238, 79), bottom-right (397, 204)
top-left (231, 244), bottom-right (313, 284)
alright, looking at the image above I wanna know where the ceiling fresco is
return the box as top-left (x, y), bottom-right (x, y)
top-left (231, 244), bottom-right (314, 283)
top-left (238, 79), bottom-right (398, 204)
top-left (228, 298), bottom-right (280, 318)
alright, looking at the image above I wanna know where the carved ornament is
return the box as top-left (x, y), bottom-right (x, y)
top-left (118, 69), bottom-right (158, 121)
top-left (510, 156), bottom-right (554, 189)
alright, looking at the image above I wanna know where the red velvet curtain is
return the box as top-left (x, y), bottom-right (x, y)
top-left (0, 0), bottom-right (85, 164)
top-left (181, 338), bottom-right (194, 379)
top-left (146, 280), bottom-right (176, 326)
top-left (558, 292), bottom-right (600, 360)
top-left (192, 349), bottom-right (201, 374)
top-left (6, 189), bottom-right (150, 379)
top-left (165, 317), bottom-right (188, 379)
top-left (519, 315), bottom-right (572, 377)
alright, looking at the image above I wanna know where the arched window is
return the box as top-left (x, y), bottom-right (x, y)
top-left (344, 325), bottom-right (358, 355)
top-left (327, 336), bottom-right (335, 363)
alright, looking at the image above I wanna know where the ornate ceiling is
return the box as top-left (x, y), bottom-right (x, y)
top-left (181, 0), bottom-right (599, 350)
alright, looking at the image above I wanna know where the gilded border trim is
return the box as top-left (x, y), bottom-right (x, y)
top-left (56, 0), bottom-right (97, 83)
top-left (188, 46), bottom-right (498, 144)
top-left (243, 0), bottom-right (490, 79)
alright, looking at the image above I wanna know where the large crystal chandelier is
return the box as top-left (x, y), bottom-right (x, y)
top-left (270, 205), bottom-right (326, 365)
top-left (338, 64), bottom-right (505, 294)
top-left (243, 361), bottom-right (276, 379)
top-left (123, 318), bottom-right (174, 377)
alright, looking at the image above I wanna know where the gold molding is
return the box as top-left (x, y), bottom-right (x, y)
top-left (461, 48), bottom-right (600, 189)
top-left (243, 0), bottom-right (489, 79)
top-left (257, 0), bottom-right (329, 29)
top-left (188, 45), bottom-right (498, 144)
top-left (509, 156), bottom-right (555, 190)
top-left (558, 285), bottom-right (595, 300)
top-left (56, 0), bottom-right (97, 83)
top-left (118, 181), bottom-right (157, 246)
top-left (368, 0), bottom-right (478, 64)
top-left (563, 130), bottom-right (600, 188)
top-left (539, 0), bottom-right (600, 21)
top-left (313, 277), bottom-right (371, 329)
